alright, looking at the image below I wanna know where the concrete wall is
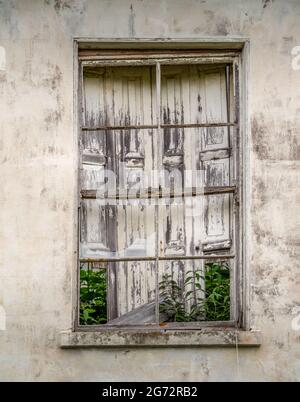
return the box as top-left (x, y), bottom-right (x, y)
top-left (0, 0), bottom-right (299, 381)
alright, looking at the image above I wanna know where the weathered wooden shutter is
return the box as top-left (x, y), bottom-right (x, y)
top-left (158, 64), bottom-right (232, 314)
top-left (80, 63), bottom-right (233, 324)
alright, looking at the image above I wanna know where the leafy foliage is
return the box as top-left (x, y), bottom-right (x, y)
top-left (159, 262), bottom-right (230, 322)
top-left (79, 262), bottom-right (230, 325)
top-left (203, 262), bottom-right (230, 321)
top-left (159, 273), bottom-right (189, 322)
top-left (80, 267), bottom-right (107, 325)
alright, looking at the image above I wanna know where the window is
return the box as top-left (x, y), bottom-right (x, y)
top-left (77, 50), bottom-right (242, 330)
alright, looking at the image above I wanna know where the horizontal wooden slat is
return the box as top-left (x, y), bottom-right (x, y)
top-left (82, 152), bottom-right (106, 165)
top-left (79, 50), bottom-right (239, 60)
top-left (81, 56), bottom-right (236, 67)
top-left (101, 320), bottom-right (237, 329)
top-left (203, 239), bottom-right (232, 252)
top-left (199, 148), bottom-right (231, 161)
top-left (107, 300), bottom-right (169, 325)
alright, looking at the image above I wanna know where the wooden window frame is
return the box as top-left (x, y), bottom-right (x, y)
top-left (71, 39), bottom-right (251, 337)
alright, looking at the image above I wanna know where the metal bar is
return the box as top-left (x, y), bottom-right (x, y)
top-left (80, 185), bottom-right (236, 200)
top-left (83, 124), bottom-right (155, 131)
top-left (80, 254), bottom-right (235, 263)
top-left (81, 122), bottom-right (236, 131)
top-left (159, 254), bottom-right (235, 261)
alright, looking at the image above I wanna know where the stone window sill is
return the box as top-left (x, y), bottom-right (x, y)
top-left (59, 329), bottom-right (262, 348)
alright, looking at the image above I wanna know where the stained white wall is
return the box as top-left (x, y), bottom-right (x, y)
top-left (0, 0), bottom-right (299, 381)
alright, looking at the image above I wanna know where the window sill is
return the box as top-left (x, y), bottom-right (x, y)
top-left (59, 328), bottom-right (262, 348)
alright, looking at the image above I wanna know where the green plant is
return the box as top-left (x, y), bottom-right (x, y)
top-left (203, 262), bottom-right (230, 321)
top-left (80, 267), bottom-right (107, 325)
top-left (159, 262), bottom-right (230, 322)
top-left (159, 273), bottom-right (190, 322)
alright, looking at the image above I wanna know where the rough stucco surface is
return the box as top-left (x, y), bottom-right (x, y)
top-left (0, 0), bottom-right (299, 381)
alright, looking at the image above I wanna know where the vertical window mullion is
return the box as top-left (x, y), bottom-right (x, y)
top-left (225, 63), bottom-right (234, 322)
top-left (77, 61), bottom-right (84, 329)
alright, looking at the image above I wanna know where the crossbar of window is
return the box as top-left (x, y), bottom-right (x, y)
top-left (80, 186), bottom-right (236, 200)
top-left (80, 254), bottom-right (234, 263)
top-left (81, 122), bottom-right (236, 131)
